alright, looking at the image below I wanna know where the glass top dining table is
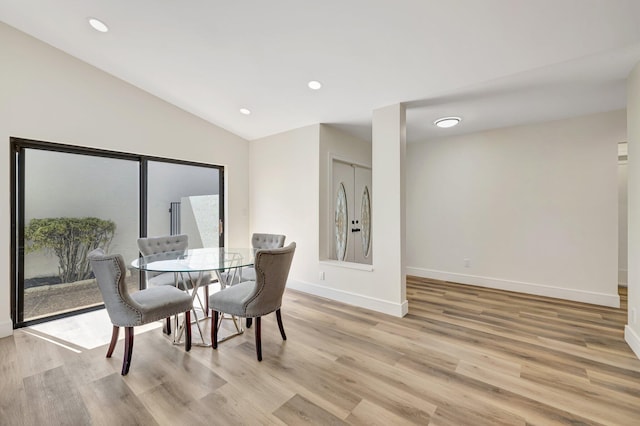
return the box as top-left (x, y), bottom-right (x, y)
top-left (131, 247), bottom-right (255, 346)
top-left (131, 247), bottom-right (255, 275)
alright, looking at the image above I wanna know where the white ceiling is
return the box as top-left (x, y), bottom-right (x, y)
top-left (2, 0), bottom-right (640, 143)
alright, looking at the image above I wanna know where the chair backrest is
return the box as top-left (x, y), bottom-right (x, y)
top-left (252, 233), bottom-right (286, 250)
top-left (137, 234), bottom-right (189, 256)
top-left (137, 234), bottom-right (189, 280)
top-left (88, 249), bottom-right (142, 327)
top-left (244, 242), bottom-right (296, 317)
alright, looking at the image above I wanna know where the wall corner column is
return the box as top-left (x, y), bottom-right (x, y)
top-left (372, 103), bottom-right (408, 315)
top-left (626, 61), bottom-right (640, 359)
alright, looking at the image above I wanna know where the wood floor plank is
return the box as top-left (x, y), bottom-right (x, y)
top-left (193, 383), bottom-right (287, 425)
top-left (273, 394), bottom-right (349, 426)
top-left (346, 398), bottom-right (419, 426)
top-left (78, 373), bottom-right (159, 426)
top-left (14, 329), bottom-right (67, 377)
top-left (0, 335), bottom-right (27, 425)
top-left (336, 348), bottom-right (526, 426)
top-left (520, 362), bottom-right (640, 408)
top-left (2, 278), bottom-right (639, 425)
top-left (456, 359), bottom-right (639, 425)
top-left (395, 354), bottom-right (601, 426)
top-left (23, 365), bottom-right (92, 425)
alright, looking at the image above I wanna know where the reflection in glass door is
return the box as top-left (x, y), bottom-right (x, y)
top-left (19, 148), bottom-right (139, 323)
top-left (147, 161), bottom-right (223, 247)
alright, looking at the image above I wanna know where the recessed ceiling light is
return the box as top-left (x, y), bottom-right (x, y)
top-left (88, 18), bottom-right (109, 33)
top-left (434, 117), bottom-right (461, 128)
top-left (239, 108), bottom-right (251, 115)
top-left (308, 80), bottom-right (322, 90)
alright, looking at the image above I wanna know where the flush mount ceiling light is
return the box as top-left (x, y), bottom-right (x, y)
top-left (239, 108), bottom-right (251, 115)
top-left (88, 17), bottom-right (109, 33)
top-left (307, 80), bottom-right (322, 90)
top-left (434, 116), bottom-right (461, 128)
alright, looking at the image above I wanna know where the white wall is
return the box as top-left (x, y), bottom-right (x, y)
top-left (626, 61), bottom-right (640, 358)
top-left (0, 23), bottom-right (250, 336)
top-left (407, 110), bottom-right (624, 307)
top-left (250, 124), bottom-right (320, 282)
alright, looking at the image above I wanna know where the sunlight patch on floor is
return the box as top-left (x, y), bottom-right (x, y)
top-left (28, 309), bottom-right (161, 350)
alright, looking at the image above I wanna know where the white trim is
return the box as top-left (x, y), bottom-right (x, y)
top-left (406, 267), bottom-right (620, 308)
top-left (287, 279), bottom-right (407, 317)
top-left (319, 259), bottom-right (374, 271)
top-left (329, 153), bottom-right (372, 171)
top-left (400, 299), bottom-right (409, 316)
top-left (625, 325), bottom-right (640, 360)
top-left (0, 318), bottom-right (13, 338)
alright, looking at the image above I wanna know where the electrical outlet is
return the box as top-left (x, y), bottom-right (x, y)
top-left (319, 271), bottom-right (325, 281)
top-left (464, 258), bottom-right (470, 268)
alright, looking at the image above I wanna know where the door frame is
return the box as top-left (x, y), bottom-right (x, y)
top-left (10, 137), bottom-right (225, 327)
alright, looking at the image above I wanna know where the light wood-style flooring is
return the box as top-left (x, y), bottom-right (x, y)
top-left (1, 277), bottom-right (640, 425)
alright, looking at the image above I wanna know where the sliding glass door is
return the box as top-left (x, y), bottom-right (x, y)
top-left (11, 138), bottom-right (224, 327)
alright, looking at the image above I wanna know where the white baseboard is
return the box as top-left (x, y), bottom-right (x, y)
top-left (406, 267), bottom-right (620, 308)
top-left (287, 280), bottom-right (408, 317)
top-left (625, 325), bottom-right (640, 360)
top-left (0, 318), bottom-right (13, 338)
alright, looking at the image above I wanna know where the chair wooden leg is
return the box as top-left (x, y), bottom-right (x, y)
top-left (106, 326), bottom-right (119, 358)
top-left (255, 317), bottom-right (262, 361)
top-left (122, 327), bottom-right (134, 375)
top-left (276, 309), bottom-right (287, 341)
top-left (163, 317), bottom-right (172, 335)
top-left (184, 311), bottom-right (191, 352)
top-left (204, 286), bottom-right (209, 317)
top-left (212, 311), bottom-right (219, 349)
top-left (246, 317), bottom-right (252, 328)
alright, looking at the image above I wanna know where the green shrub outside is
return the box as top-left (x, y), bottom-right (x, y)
top-left (25, 217), bottom-right (116, 283)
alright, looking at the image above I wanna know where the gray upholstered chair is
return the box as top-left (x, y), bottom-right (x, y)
top-left (88, 249), bottom-right (193, 375)
top-left (253, 233), bottom-right (287, 249)
top-left (209, 242), bottom-right (295, 361)
top-left (137, 234), bottom-right (191, 289)
top-left (241, 233), bottom-right (286, 281)
top-left (225, 233), bottom-right (286, 286)
top-left (137, 234), bottom-right (213, 329)
top-left (232, 233), bottom-right (286, 329)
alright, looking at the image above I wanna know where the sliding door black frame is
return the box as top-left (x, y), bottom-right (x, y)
top-left (10, 137), bottom-right (225, 328)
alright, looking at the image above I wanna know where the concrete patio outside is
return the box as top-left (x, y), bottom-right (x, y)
top-left (24, 272), bottom-right (139, 320)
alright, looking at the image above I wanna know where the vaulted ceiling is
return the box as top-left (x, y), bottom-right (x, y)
top-left (2, 0), bottom-right (640, 142)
